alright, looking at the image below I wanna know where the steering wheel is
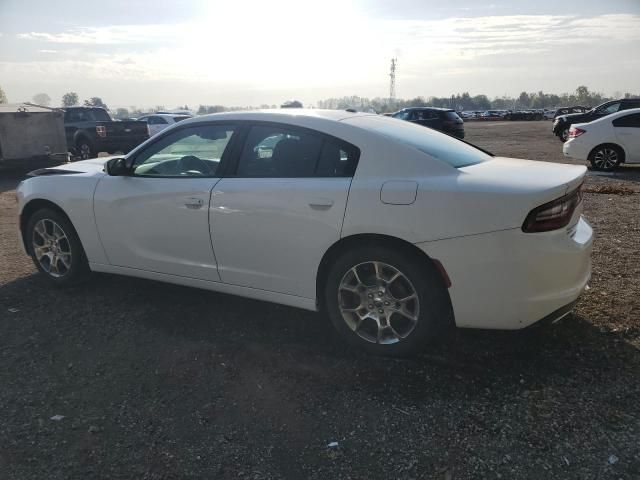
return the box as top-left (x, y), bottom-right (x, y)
top-left (177, 155), bottom-right (209, 176)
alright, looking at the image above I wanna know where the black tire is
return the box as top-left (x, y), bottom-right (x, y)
top-left (324, 245), bottom-right (453, 357)
top-left (558, 128), bottom-right (570, 142)
top-left (75, 137), bottom-right (95, 160)
top-left (26, 208), bottom-right (90, 287)
top-left (588, 144), bottom-right (622, 171)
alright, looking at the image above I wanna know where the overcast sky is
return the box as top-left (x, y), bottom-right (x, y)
top-left (1, 0), bottom-right (639, 109)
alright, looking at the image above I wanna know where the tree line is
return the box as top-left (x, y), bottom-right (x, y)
top-left (1, 85), bottom-right (637, 115)
top-left (317, 86), bottom-right (640, 113)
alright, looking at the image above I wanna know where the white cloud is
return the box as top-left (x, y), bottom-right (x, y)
top-left (6, 12), bottom-right (640, 106)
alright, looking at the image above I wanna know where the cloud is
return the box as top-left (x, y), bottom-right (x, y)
top-left (6, 12), bottom-right (640, 105)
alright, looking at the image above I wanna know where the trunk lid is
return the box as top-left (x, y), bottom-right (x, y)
top-left (459, 157), bottom-right (585, 200)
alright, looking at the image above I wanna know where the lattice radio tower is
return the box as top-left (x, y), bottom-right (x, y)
top-left (389, 58), bottom-right (397, 103)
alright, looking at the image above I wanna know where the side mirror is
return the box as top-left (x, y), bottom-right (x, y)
top-left (105, 157), bottom-right (130, 176)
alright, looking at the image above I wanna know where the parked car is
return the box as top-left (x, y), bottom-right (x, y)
top-left (553, 99), bottom-right (640, 142)
top-left (64, 107), bottom-right (150, 159)
top-left (137, 113), bottom-right (192, 137)
top-left (16, 109), bottom-right (592, 356)
top-left (392, 107), bottom-right (465, 138)
top-left (563, 108), bottom-right (640, 171)
top-left (543, 109), bottom-right (557, 120)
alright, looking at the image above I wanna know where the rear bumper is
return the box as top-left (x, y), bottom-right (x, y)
top-left (563, 139), bottom-right (590, 161)
top-left (416, 216), bottom-right (592, 330)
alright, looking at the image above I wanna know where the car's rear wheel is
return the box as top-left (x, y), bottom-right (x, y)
top-left (559, 128), bottom-right (570, 142)
top-left (324, 246), bottom-right (452, 357)
top-left (589, 145), bottom-right (622, 171)
top-left (26, 208), bottom-right (89, 286)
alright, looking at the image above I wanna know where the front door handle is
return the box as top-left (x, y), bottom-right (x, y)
top-left (308, 197), bottom-right (334, 209)
top-left (185, 197), bottom-right (204, 209)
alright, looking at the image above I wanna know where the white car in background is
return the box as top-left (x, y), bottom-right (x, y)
top-left (563, 108), bottom-right (640, 171)
top-left (137, 113), bottom-right (192, 137)
top-left (16, 110), bottom-right (592, 356)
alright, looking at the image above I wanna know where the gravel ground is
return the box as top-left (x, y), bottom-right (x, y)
top-left (0, 121), bottom-right (638, 479)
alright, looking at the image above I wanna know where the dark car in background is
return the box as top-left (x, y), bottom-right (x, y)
top-left (64, 107), bottom-right (150, 159)
top-left (392, 107), bottom-right (465, 138)
top-left (553, 99), bottom-right (640, 141)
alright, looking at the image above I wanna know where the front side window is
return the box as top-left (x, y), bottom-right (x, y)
top-left (236, 125), bottom-right (358, 177)
top-left (131, 124), bottom-right (235, 177)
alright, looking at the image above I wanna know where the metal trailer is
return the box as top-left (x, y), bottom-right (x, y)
top-left (0, 103), bottom-right (69, 169)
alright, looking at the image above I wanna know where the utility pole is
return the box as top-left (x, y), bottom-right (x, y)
top-left (389, 58), bottom-right (397, 106)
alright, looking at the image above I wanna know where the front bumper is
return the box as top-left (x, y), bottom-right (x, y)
top-left (416, 216), bottom-right (593, 330)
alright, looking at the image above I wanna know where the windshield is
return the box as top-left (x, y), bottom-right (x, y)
top-left (344, 115), bottom-right (490, 168)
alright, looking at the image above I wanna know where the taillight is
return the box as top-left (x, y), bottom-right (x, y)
top-left (568, 127), bottom-right (585, 138)
top-left (522, 186), bottom-right (583, 233)
top-left (96, 125), bottom-right (107, 138)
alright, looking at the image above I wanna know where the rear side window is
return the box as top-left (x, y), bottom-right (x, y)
top-left (236, 125), bottom-right (359, 177)
top-left (173, 116), bottom-right (189, 122)
top-left (444, 111), bottom-right (462, 121)
top-left (345, 115), bottom-right (489, 168)
top-left (613, 113), bottom-right (640, 128)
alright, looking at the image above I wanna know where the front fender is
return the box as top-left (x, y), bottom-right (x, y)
top-left (17, 174), bottom-right (108, 264)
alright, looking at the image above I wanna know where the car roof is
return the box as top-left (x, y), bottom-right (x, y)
top-left (399, 107), bottom-right (453, 112)
top-left (177, 109), bottom-right (373, 125)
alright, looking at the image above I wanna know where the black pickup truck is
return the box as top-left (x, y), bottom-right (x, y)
top-left (553, 98), bottom-right (640, 142)
top-left (64, 107), bottom-right (149, 159)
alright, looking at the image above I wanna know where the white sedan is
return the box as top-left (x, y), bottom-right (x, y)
top-left (563, 108), bottom-right (640, 171)
top-left (137, 113), bottom-right (192, 137)
top-left (16, 110), bottom-right (592, 356)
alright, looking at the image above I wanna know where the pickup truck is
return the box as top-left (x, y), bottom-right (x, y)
top-left (553, 98), bottom-right (640, 142)
top-left (64, 107), bottom-right (149, 159)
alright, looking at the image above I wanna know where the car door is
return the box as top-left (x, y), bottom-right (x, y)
top-left (613, 112), bottom-right (640, 162)
top-left (93, 123), bottom-right (238, 281)
top-left (210, 123), bottom-right (359, 299)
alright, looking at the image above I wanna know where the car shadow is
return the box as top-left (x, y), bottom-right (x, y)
top-left (1, 271), bottom-right (637, 395)
top-left (587, 163), bottom-right (640, 185)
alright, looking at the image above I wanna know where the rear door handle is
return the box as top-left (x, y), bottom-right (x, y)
top-left (185, 197), bottom-right (204, 209)
top-left (308, 197), bottom-right (334, 209)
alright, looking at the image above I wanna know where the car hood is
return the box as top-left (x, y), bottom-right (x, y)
top-left (29, 157), bottom-right (118, 176)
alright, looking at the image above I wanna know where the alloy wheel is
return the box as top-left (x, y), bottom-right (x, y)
top-left (78, 143), bottom-right (91, 160)
top-left (338, 261), bottom-right (419, 344)
top-left (561, 128), bottom-right (570, 142)
top-left (32, 219), bottom-right (72, 277)
top-left (593, 148), bottom-right (619, 170)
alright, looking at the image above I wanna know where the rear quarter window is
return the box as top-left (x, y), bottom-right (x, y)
top-left (345, 115), bottom-right (489, 168)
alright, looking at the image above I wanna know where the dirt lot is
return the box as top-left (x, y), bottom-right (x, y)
top-left (1, 121), bottom-right (639, 479)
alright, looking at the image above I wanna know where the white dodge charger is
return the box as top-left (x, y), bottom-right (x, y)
top-left (16, 110), bottom-right (592, 356)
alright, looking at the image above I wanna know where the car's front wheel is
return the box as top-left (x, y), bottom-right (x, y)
top-left (324, 245), bottom-right (452, 357)
top-left (589, 145), bottom-right (622, 171)
top-left (75, 138), bottom-right (95, 160)
top-left (26, 208), bottom-right (89, 286)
